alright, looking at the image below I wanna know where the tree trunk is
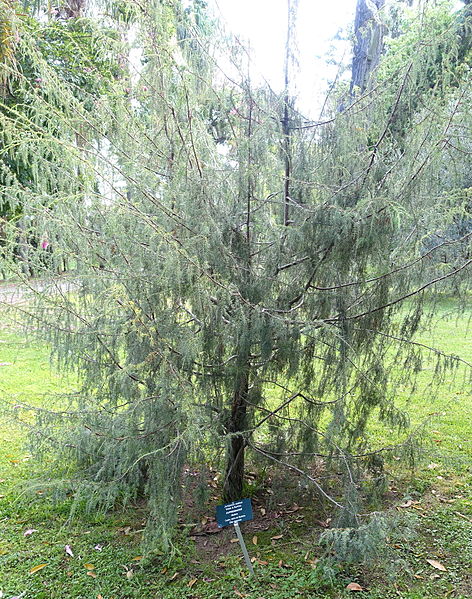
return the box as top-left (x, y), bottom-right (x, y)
top-left (56, 0), bottom-right (86, 19)
top-left (459, 0), bottom-right (472, 60)
top-left (350, 0), bottom-right (386, 97)
top-left (223, 372), bottom-right (249, 501)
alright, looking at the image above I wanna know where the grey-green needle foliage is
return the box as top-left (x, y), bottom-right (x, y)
top-left (1, 0), bottom-right (470, 552)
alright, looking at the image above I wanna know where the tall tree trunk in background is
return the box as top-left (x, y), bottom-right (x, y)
top-left (57, 0), bottom-right (86, 19)
top-left (459, 0), bottom-right (472, 59)
top-left (282, 0), bottom-right (297, 226)
top-left (350, 0), bottom-right (385, 96)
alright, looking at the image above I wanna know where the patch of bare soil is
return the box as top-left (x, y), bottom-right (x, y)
top-left (178, 464), bottom-right (333, 563)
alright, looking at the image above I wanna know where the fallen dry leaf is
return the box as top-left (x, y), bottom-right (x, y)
top-left (87, 571), bottom-right (97, 579)
top-left (316, 519), bottom-right (329, 527)
top-left (30, 564), bottom-right (48, 574)
top-left (230, 538), bottom-right (239, 544)
top-left (271, 534), bottom-right (283, 540)
top-left (168, 572), bottom-right (179, 581)
top-left (131, 555), bottom-right (143, 561)
top-left (346, 582), bottom-right (364, 591)
top-left (24, 529), bottom-right (38, 537)
top-left (260, 508), bottom-right (266, 516)
top-left (84, 563), bottom-right (95, 570)
top-left (426, 559), bottom-right (446, 571)
top-left (252, 535), bottom-right (258, 545)
top-left (126, 569), bottom-right (133, 579)
top-left (187, 578), bottom-right (198, 588)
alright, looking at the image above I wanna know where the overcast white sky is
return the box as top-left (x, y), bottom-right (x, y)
top-left (208, 0), bottom-right (357, 116)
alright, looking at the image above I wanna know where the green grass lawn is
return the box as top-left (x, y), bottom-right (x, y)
top-left (0, 303), bottom-right (471, 599)
top-left (366, 300), bottom-right (472, 466)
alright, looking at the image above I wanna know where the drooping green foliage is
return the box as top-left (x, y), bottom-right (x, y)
top-left (0, 4), bottom-right (123, 275)
top-left (0, 0), bottom-right (470, 553)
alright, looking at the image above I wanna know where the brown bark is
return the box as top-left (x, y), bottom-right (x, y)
top-left (223, 372), bottom-right (249, 502)
top-left (350, 0), bottom-right (386, 96)
top-left (56, 0), bottom-right (87, 19)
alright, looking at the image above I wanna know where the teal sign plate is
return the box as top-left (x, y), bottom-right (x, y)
top-left (216, 498), bottom-right (253, 528)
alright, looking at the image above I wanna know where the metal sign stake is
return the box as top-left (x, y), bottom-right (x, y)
top-left (233, 522), bottom-right (255, 576)
top-left (216, 498), bottom-right (255, 576)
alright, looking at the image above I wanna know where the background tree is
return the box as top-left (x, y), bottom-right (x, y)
top-left (0, 0), bottom-right (124, 275)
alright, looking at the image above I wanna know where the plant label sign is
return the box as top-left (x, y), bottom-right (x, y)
top-left (216, 498), bottom-right (255, 576)
top-left (216, 498), bottom-right (253, 528)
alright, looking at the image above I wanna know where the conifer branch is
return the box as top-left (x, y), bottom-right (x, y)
top-left (247, 441), bottom-right (345, 509)
top-left (327, 260), bottom-right (472, 323)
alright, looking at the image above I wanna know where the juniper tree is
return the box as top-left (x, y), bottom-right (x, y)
top-left (1, 0), bottom-right (471, 551)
